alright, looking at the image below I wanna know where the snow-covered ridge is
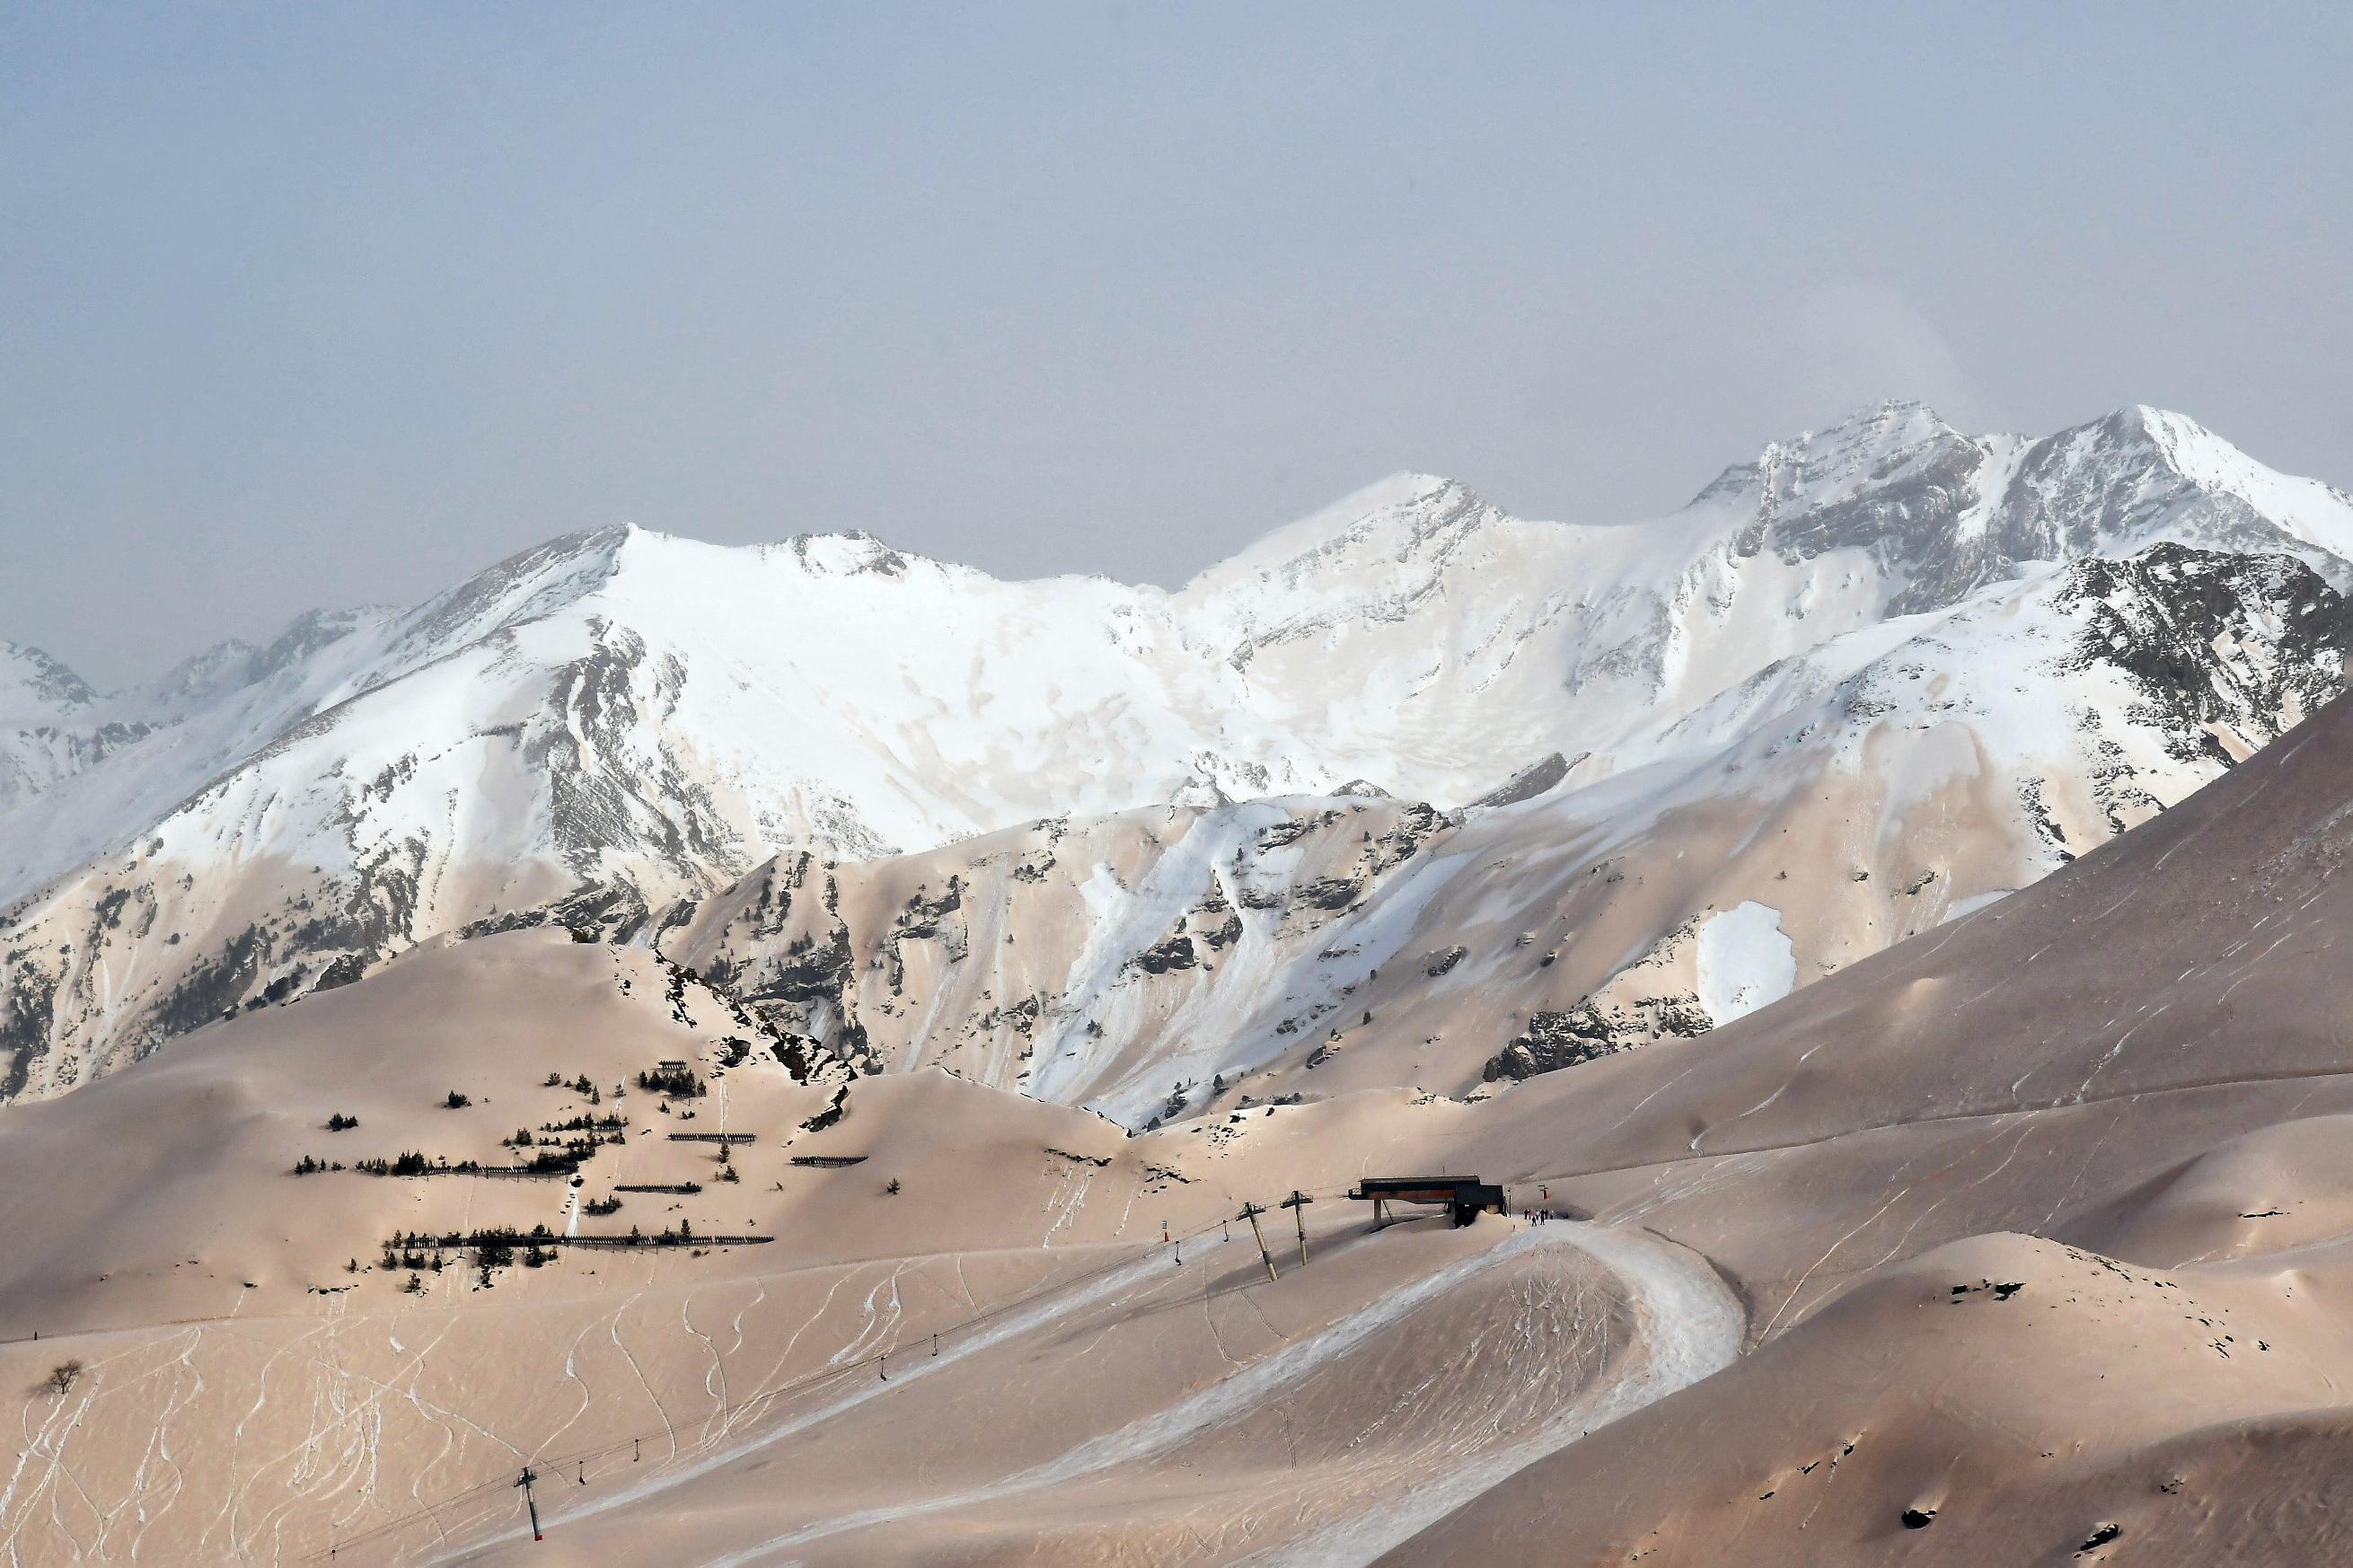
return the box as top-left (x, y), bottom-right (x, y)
top-left (661, 534), bottom-right (2353, 1121)
top-left (4, 401), bottom-right (2351, 1105)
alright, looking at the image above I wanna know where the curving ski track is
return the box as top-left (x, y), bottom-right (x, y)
top-left (427, 1240), bottom-right (1229, 1564)
top-left (694, 1220), bottom-right (1741, 1568)
top-left (1247, 1221), bottom-right (1742, 1567)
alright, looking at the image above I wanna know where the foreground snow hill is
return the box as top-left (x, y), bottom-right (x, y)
top-left (4, 401), bottom-right (2352, 1103)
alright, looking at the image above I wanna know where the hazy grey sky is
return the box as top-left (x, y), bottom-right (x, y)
top-left (4, 3), bottom-right (2349, 687)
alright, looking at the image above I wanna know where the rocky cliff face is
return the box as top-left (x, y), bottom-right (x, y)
top-left (4, 403), bottom-right (2352, 1109)
top-left (663, 796), bottom-right (1459, 1125)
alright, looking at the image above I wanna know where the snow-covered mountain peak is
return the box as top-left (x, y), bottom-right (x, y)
top-left (238, 608), bottom-right (393, 689)
top-left (1657, 401), bottom-right (2353, 631)
top-left (361, 525), bottom-right (633, 683)
top-left (1689, 399), bottom-right (1969, 508)
top-left (2121, 406), bottom-right (2353, 547)
top-left (127, 635), bottom-right (269, 719)
top-left (1179, 471), bottom-right (1496, 598)
top-left (9, 400), bottom-right (2353, 1106)
top-left (1765, 398), bottom-right (1968, 487)
top-left (593, 524), bottom-right (1002, 611)
top-left (0, 643), bottom-right (96, 725)
top-left (780, 528), bottom-right (927, 579)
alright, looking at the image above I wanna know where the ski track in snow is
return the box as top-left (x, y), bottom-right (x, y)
top-left (0, 1308), bottom-right (538, 1568)
top-left (1247, 1224), bottom-right (1741, 1568)
top-left (423, 1241), bottom-right (1221, 1564)
top-left (692, 1221), bottom-right (1739, 1568)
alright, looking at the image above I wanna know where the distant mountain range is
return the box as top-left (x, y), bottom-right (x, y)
top-left (6, 401), bottom-right (2351, 1111)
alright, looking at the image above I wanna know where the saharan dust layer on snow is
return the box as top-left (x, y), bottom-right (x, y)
top-left (9, 402), bottom-right (2353, 1565)
top-left (6, 401), bottom-right (2353, 1114)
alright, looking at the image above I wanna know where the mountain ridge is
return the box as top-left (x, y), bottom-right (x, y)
top-left (4, 401), bottom-right (2350, 1109)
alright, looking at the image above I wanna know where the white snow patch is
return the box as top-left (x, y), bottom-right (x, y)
top-left (1941, 888), bottom-right (2013, 925)
top-left (1692, 902), bottom-right (1796, 1025)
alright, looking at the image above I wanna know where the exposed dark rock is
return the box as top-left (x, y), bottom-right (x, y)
top-left (1130, 934), bottom-right (1198, 975)
top-left (1297, 878), bottom-right (1362, 912)
top-left (1482, 994), bottom-right (1713, 1082)
top-left (1466, 752), bottom-right (1578, 811)
top-left (800, 1084), bottom-right (850, 1133)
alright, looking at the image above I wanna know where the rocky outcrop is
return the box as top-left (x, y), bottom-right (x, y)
top-left (1482, 995), bottom-right (1713, 1082)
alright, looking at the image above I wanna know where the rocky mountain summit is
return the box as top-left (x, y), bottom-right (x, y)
top-left (4, 401), bottom-right (2350, 1109)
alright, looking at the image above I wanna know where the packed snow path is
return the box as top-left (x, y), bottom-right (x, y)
top-left (0, 1218), bottom-right (1738, 1567)
top-left (421, 1240), bottom-right (1219, 1565)
top-left (686, 1220), bottom-right (1741, 1568)
top-left (1247, 1222), bottom-right (1742, 1567)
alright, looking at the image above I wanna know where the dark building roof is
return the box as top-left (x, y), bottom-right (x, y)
top-left (1349, 1176), bottom-right (1509, 1225)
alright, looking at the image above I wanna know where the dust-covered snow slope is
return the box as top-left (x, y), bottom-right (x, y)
top-left (671, 538), bottom-right (2353, 1122)
top-left (4, 401), bottom-right (2352, 1103)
